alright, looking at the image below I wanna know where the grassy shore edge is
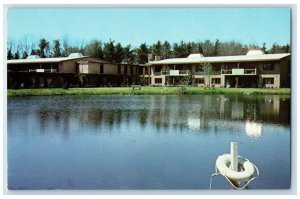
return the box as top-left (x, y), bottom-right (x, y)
top-left (7, 87), bottom-right (291, 97)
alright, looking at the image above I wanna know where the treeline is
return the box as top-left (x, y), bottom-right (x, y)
top-left (7, 38), bottom-right (291, 64)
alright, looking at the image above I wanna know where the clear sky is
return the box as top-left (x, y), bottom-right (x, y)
top-left (7, 7), bottom-right (291, 48)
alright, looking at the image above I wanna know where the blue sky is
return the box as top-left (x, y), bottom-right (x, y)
top-left (7, 7), bottom-right (290, 48)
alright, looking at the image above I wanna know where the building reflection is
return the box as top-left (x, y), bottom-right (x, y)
top-left (245, 121), bottom-right (262, 138)
top-left (12, 95), bottom-right (289, 138)
top-left (187, 116), bottom-right (201, 131)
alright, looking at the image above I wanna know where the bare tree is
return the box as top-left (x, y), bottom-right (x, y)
top-left (203, 62), bottom-right (213, 88)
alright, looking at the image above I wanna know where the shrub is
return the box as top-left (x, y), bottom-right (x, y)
top-left (63, 82), bottom-right (69, 89)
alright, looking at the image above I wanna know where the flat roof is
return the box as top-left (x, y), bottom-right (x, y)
top-left (7, 56), bottom-right (90, 64)
top-left (147, 53), bottom-right (290, 65)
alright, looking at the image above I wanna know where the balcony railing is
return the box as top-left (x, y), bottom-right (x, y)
top-left (29, 69), bottom-right (57, 73)
top-left (161, 70), bottom-right (190, 76)
top-left (153, 71), bottom-right (162, 76)
top-left (194, 71), bottom-right (220, 75)
top-left (221, 68), bottom-right (256, 75)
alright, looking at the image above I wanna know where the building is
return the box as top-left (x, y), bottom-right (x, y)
top-left (145, 50), bottom-right (291, 88)
top-left (7, 53), bottom-right (140, 88)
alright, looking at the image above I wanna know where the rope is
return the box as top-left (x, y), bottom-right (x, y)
top-left (209, 165), bottom-right (220, 190)
top-left (209, 156), bottom-right (260, 190)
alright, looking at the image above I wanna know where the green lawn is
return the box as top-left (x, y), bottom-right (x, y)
top-left (7, 87), bottom-right (291, 97)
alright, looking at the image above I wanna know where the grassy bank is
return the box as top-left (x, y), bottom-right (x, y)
top-left (7, 87), bottom-right (291, 97)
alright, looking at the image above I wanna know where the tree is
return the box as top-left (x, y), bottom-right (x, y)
top-left (284, 44), bottom-right (291, 53)
top-left (122, 45), bottom-right (134, 64)
top-left (269, 43), bottom-right (291, 54)
top-left (248, 43), bottom-right (261, 51)
top-left (135, 43), bottom-right (149, 64)
top-left (22, 51), bottom-right (28, 59)
top-left (185, 42), bottom-right (193, 55)
top-left (114, 43), bottom-right (123, 63)
top-left (84, 40), bottom-right (103, 59)
top-left (36, 49), bottom-right (41, 57)
top-left (38, 38), bottom-right (49, 58)
top-left (198, 44), bottom-right (204, 54)
top-left (162, 41), bottom-right (171, 59)
top-left (202, 40), bottom-right (215, 56)
top-left (213, 39), bottom-right (221, 56)
top-left (262, 42), bottom-right (267, 52)
top-left (19, 37), bottom-right (30, 56)
top-left (203, 62), bottom-right (213, 88)
top-left (53, 40), bottom-right (62, 57)
top-left (62, 38), bottom-right (70, 57)
top-left (219, 41), bottom-right (247, 56)
top-left (14, 51), bottom-right (20, 59)
top-left (103, 39), bottom-right (115, 63)
top-left (173, 41), bottom-right (187, 58)
top-left (61, 37), bottom-right (83, 57)
top-left (7, 49), bottom-right (13, 60)
top-left (30, 49), bottom-right (37, 55)
top-left (176, 70), bottom-right (193, 95)
top-left (151, 41), bottom-right (162, 57)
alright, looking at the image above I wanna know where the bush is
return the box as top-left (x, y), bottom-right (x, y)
top-left (177, 86), bottom-right (187, 95)
top-left (63, 82), bottom-right (69, 89)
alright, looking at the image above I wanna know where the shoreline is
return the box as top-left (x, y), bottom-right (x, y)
top-left (7, 87), bottom-right (291, 97)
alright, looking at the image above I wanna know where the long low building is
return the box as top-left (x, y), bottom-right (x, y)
top-left (7, 53), bottom-right (140, 88)
top-left (145, 50), bottom-right (291, 88)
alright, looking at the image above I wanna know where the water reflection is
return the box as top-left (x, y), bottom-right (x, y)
top-left (245, 121), bottom-right (262, 138)
top-left (8, 94), bottom-right (290, 139)
top-left (187, 117), bottom-right (201, 131)
top-left (7, 95), bottom-right (291, 189)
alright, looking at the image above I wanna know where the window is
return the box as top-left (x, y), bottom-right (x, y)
top-left (124, 65), bottom-right (127, 75)
top-left (211, 78), bottom-right (221, 84)
top-left (118, 65), bottom-right (121, 74)
top-left (100, 64), bottom-right (104, 74)
top-left (263, 78), bottom-right (274, 84)
top-left (195, 78), bottom-right (204, 84)
top-left (263, 62), bottom-right (274, 70)
top-left (155, 78), bottom-right (162, 84)
top-left (130, 66), bottom-right (134, 74)
top-left (154, 66), bottom-right (162, 72)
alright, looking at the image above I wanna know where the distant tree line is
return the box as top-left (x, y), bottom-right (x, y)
top-left (7, 38), bottom-right (291, 64)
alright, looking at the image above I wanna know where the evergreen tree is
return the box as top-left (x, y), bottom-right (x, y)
top-left (185, 42), bottom-right (193, 55)
top-left (151, 41), bottom-right (162, 57)
top-left (284, 44), bottom-right (291, 53)
top-left (262, 42), bottom-right (267, 52)
top-left (122, 45), bottom-right (134, 64)
top-left (162, 41), bottom-right (171, 59)
top-left (173, 41), bottom-right (187, 58)
top-left (103, 39), bottom-right (115, 63)
top-left (7, 49), bottom-right (13, 60)
top-left (22, 51), bottom-right (28, 59)
top-left (36, 49), bottom-right (41, 57)
top-left (14, 51), bottom-right (20, 59)
top-left (38, 38), bottom-right (49, 58)
top-left (114, 43), bottom-right (124, 63)
top-left (213, 39), bottom-right (221, 56)
top-left (198, 44), bottom-right (204, 54)
top-left (30, 49), bottom-right (37, 55)
top-left (53, 40), bottom-right (62, 57)
top-left (136, 43), bottom-right (149, 64)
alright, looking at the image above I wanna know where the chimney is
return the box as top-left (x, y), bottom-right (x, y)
top-left (148, 54), bottom-right (153, 62)
top-left (155, 55), bottom-right (161, 61)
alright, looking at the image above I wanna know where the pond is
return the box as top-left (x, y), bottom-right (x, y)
top-left (7, 94), bottom-right (291, 190)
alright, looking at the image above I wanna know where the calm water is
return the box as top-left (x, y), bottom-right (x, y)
top-left (7, 94), bottom-right (291, 190)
